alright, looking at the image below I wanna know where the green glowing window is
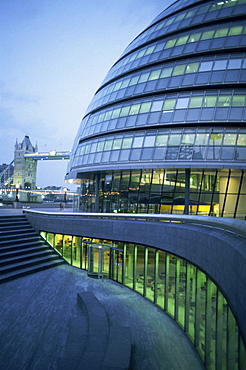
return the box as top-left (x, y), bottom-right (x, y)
top-left (140, 102), bottom-right (152, 113)
top-left (232, 95), bottom-right (246, 106)
top-left (164, 39), bottom-right (177, 49)
top-left (185, 10), bottom-right (195, 19)
top-left (195, 133), bottom-right (209, 145)
top-left (113, 81), bottom-right (122, 91)
top-left (97, 113), bottom-right (105, 122)
top-left (214, 28), bottom-right (229, 38)
top-left (145, 45), bottom-right (155, 55)
top-left (163, 99), bottom-right (176, 111)
top-left (189, 96), bottom-right (203, 108)
top-left (137, 49), bottom-right (145, 59)
top-left (201, 30), bottom-right (215, 40)
top-left (168, 134), bottom-right (181, 146)
top-left (104, 140), bottom-right (113, 151)
top-left (112, 108), bottom-right (121, 119)
top-left (160, 67), bottom-right (173, 78)
top-left (105, 111), bottom-right (113, 120)
top-left (121, 78), bottom-right (131, 88)
top-left (182, 134), bottom-right (195, 145)
top-left (175, 12), bottom-right (185, 21)
top-left (113, 139), bottom-right (122, 150)
top-left (156, 134), bottom-right (168, 146)
top-left (209, 133), bottom-right (223, 144)
top-left (120, 106), bottom-right (130, 117)
top-left (186, 62), bottom-right (199, 73)
top-left (139, 72), bottom-right (150, 83)
top-left (149, 69), bottom-right (161, 80)
top-left (223, 133), bottom-right (237, 145)
top-left (84, 144), bottom-right (91, 154)
top-left (203, 96), bottom-right (217, 107)
top-left (172, 65), bottom-right (186, 76)
top-left (217, 95), bottom-right (231, 106)
top-left (129, 76), bottom-right (139, 86)
top-left (122, 137), bottom-right (133, 148)
top-left (237, 134), bottom-right (246, 145)
top-left (143, 136), bottom-right (156, 147)
top-left (129, 104), bottom-right (141, 115)
top-left (97, 141), bottom-right (105, 152)
top-left (176, 35), bottom-right (189, 46)
top-left (228, 25), bottom-right (243, 36)
top-left (188, 32), bottom-right (201, 43)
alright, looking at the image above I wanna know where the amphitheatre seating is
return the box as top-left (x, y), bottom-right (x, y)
top-left (77, 291), bottom-right (132, 370)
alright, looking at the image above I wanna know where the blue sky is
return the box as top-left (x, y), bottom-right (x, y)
top-left (0, 0), bottom-right (173, 188)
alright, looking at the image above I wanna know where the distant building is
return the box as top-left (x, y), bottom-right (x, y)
top-left (13, 135), bottom-right (38, 190)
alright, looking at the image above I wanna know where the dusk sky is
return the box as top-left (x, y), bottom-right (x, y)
top-left (0, 0), bottom-right (173, 189)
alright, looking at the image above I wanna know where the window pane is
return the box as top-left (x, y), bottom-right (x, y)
top-left (120, 106), bottom-right (130, 117)
top-left (232, 95), bottom-right (245, 106)
top-left (215, 27), bottom-right (229, 38)
top-left (176, 35), bottom-right (189, 45)
top-left (199, 61), bottom-right (213, 71)
top-left (228, 26), bottom-right (243, 36)
top-left (164, 39), bottom-right (177, 49)
top-left (144, 136), bottom-right (156, 147)
top-left (122, 137), bottom-right (133, 148)
top-left (156, 134), bottom-right (168, 146)
top-left (149, 69), bottom-right (161, 80)
top-left (173, 65), bottom-right (186, 76)
top-left (201, 30), bottom-right (215, 40)
top-left (140, 102), bottom-right (151, 113)
top-left (129, 104), bottom-right (141, 115)
top-left (163, 99), bottom-right (176, 110)
top-left (204, 95), bottom-right (217, 107)
top-left (217, 95), bottom-right (231, 106)
top-left (132, 136), bottom-right (144, 147)
top-left (223, 133), bottom-right (237, 145)
top-left (189, 96), bottom-right (203, 108)
top-left (113, 138), bottom-right (122, 149)
top-left (104, 140), bottom-right (113, 150)
top-left (176, 97), bottom-right (189, 109)
top-left (213, 60), bottom-right (227, 70)
top-left (160, 67), bottom-right (173, 78)
top-left (228, 58), bottom-right (242, 69)
top-left (186, 62), bottom-right (199, 73)
top-left (139, 72), bottom-right (150, 83)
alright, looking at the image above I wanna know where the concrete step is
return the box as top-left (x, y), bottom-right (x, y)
top-left (0, 259), bottom-right (65, 283)
top-left (0, 228), bottom-right (34, 237)
top-left (0, 254), bottom-right (64, 275)
top-left (0, 242), bottom-right (47, 257)
top-left (0, 235), bottom-right (42, 248)
top-left (0, 224), bottom-right (32, 233)
top-left (0, 220), bottom-right (30, 228)
top-left (0, 231), bottom-right (38, 243)
top-left (0, 249), bottom-right (56, 267)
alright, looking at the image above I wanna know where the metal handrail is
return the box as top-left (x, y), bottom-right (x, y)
top-left (23, 209), bottom-right (246, 241)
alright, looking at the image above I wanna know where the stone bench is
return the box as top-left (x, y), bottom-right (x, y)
top-left (77, 291), bottom-right (132, 370)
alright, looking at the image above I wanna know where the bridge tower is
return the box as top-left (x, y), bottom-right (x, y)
top-left (13, 135), bottom-right (38, 189)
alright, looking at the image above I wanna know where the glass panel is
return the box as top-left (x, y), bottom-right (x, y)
top-left (144, 136), bottom-right (156, 147)
top-left (204, 95), bottom-right (217, 107)
top-left (189, 96), bottom-right (203, 108)
top-left (232, 95), bottom-right (245, 106)
top-left (186, 62), bottom-right (199, 73)
top-left (145, 248), bottom-right (155, 302)
top-left (176, 97), bottom-right (189, 109)
top-left (167, 254), bottom-right (176, 318)
top-left (140, 102), bottom-right (151, 113)
top-left (163, 98), bottom-right (176, 110)
top-left (63, 235), bottom-right (72, 264)
top-left (173, 64), bottom-right (186, 76)
top-left (149, 69), bottom-right (161, 80)
top-left (122, 137), bottom-right (133, 148)
top-left (129, 104), bottom-right (141, 115)
top-left (113, 138), bottom-right (122, 149)
top-left (223, 133), bottom-right (237, 145)
top-left (125, 243), bottom-right (134, 289)
top-left (177, 259), bottom-right (186, 329)
top-left (160, 67), bottom-right (173, 78)
top-left (132, 136), bottom-right (144, 147)
top-left (136, 245), bottom-right (145, 295)
top-left (199, 61), bottom-right (213, 72)
top-left (156, 134), bottom-right (168, 146)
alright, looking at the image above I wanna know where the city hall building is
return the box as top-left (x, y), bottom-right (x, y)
top-left (66, 0), bottom-right (246, 219)
top-left (47, 0), bottom-right (246, 368)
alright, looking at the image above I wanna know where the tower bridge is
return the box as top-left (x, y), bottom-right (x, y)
top-left (0, 135), bottom-right (70, 190)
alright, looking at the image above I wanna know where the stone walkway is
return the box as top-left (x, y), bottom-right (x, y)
top-left (0, 264), bottom-right (204, 370)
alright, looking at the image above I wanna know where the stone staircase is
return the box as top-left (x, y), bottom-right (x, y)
top-left (0, 215), bottom-right (65, 283)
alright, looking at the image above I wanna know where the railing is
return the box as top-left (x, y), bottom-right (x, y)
top-left (23, 210), bottom-right (246, 240)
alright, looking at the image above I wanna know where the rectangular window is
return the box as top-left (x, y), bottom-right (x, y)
top-left (176, 35), bottom-right (189, 46)
top-left (145, 45), bottom-right (155, 55)
top-left (143, 136), bottom-right (156, 147)
top-left (164, 38), bottom-right (177, 49)
top-left (129, 104), bottom-right (141, 115)
top-left (156, 134), bottom-right (168, 146)
top-left (163, 98), bottom-right (176, 111)
top-left (140, 102), bottom-right (152, 113)
top-left (112, 108), bottom-right (121, 119)
top-left (217, 95), bottom-right (231, 107)
top-left (151, 100), bottom-right (163, 111)
top-left (199, 61), bottom-right (213, 72)
top-left (97, 141), bottom-right (105, 152)
top-left (203, 95), bottom-right (217, 107)
top-left (129, 76), bottom-right (139, 86)
top-left (139, 72), bottom-right (150, 83)
top-left (132, 136), bottom-right (144, 148)
top-left (149, 69), bottom-right (161, 80)
top-left (189, 96), bottom-right (203, 108)
top-left (201, 30), bottom-right (215, 40)
top-left (120, 106), bottom-right (130, 117)
top-left (186, 62), bottom-right (199, 73)
top-left (173, 65), bottom-right (186, 76)
top-left (122, 137), bottom-right (133, 148)
top-left (188, 32), bottom-right (201, 43)
top-left (232, 95), bottom-right (246, 106)
top-left (160, 67), bottom-right (173, 78)
top-left (228, 25), bottom-right (243, 36)
top-left (214, 27), bottom-right (229, 38)
top-left (104, 140), bottom-right (113, 150)
top-left (113, 138), bottom-right (123, 150)
top-left (176, 97), bottom-right (189, 109)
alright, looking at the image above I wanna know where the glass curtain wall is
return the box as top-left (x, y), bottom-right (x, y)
top-left (79, 168), bottom-right (245, 218)
top-left (42, 231), bottom-right (246, 369)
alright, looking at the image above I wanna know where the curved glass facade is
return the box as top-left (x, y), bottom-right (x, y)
top-left (42, 231), bottom-right (246, 369)
top-left (66, 0), bottom-right (246, 219)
